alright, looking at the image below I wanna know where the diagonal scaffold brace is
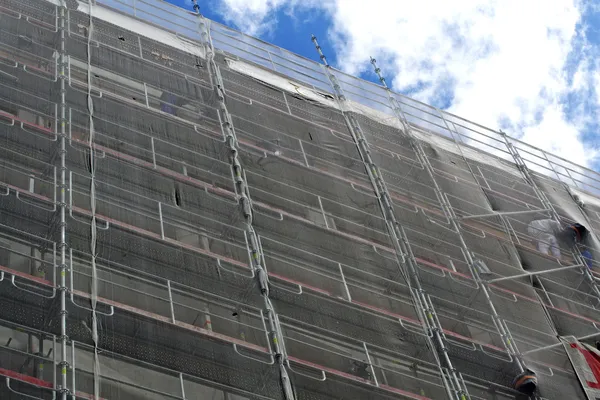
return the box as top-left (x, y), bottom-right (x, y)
top-left (195, 12), bottom-right (295, 400)
top-left (311, 35), bottom-right (469, 400)
top-left (369, 55), bottom-right (537, 394)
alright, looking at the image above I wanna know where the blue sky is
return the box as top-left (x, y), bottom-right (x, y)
top-left (168, 0), bottom-right (333, 66)
top-left (165, 0), bottom-right (600, 174)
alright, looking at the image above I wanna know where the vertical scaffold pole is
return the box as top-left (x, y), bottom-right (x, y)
top-left (369, 58), bottom-right (527, 377)
top-left (58, 0), bottom-right (70, 398)
top-left (196, 14), bottom-right (295, 400)
top-left (311, 35), bottom-right (468, 400)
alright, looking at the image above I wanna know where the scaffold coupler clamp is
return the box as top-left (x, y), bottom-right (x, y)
top-left (257, 267), bottom-right (269, 294)
top-left (58, 387), bottom-right (71, 396)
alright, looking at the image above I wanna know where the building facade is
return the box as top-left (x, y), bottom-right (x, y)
top-left (1, 0), bottom-right (600, 399)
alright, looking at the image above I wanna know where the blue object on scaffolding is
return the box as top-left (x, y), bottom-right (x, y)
top-left (161, 93), bottom-right (179, 115)
top-left (582, 250), bottom-right (593, 269)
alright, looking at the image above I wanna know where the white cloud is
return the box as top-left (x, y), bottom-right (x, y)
top-left (216, 0), bottom-right (292, 36)
top-left (217, 0), bottom-right (599, 170)
top-left (217, 0), bottom-right (328, 35)
top-left (595, 69), bottom-right (600, 105)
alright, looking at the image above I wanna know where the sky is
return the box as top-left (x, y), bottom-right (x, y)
top-left (167, 0), bottom-right (600, 174)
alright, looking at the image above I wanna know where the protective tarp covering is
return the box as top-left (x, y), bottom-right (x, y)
top-left (562, 336), bottom-right (600, 399)
top-left (0, 0), bottom-right (599, 399)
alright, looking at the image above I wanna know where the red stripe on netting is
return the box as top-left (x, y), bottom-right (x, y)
top-left (268, 272), bottom-right (331, 295)
top-left (69, 289), bottom-right (270, 353)
top-left (0, 367), bottom-right (53, 388)
top-left (287, 357), bottom-right (431, 400)
top-left (70, 205), bottom-right (248, 269)
top-left (4, 187), bottom-right (596, 332)
top-left (0, 182), bottom-right (55, 205)
top-left (443, 329), bottom-right (505, 352)
top-left (0, 262), bottom-right (267, 354)
top-left (351, 300), bottom-right (420, 325)
top-left (288, 356), bottom-right (371, 383)
top-left (379, 384), bottom-right (432, 400)
top-left (0, 264), bottom-right (53, 286)
top-left (2, 120), bottom-right (597, 363)
top-left (0, 73), bottom-right (583, 259)
top-left (0, 366), bottom-right (107, 399)
top-left (71, 127), bottom-right (568, 268)
top-left (0, 111), bottom-right (54, 135)
top-left (85, 141), bottom-right (236, 200)
top-left (414, 255), bottom-right (550, 305)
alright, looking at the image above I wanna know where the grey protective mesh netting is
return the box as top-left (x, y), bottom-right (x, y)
top-left (0, 0), bottom-right (600, 399)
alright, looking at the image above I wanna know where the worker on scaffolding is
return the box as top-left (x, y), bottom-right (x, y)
top-left (512, 368), bottom-right (538, 396)
top-left (527, 219), bottom-right (589, 259)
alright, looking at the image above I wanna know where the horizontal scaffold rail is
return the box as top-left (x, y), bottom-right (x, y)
top-left (0, 262), bottom-right (444, 400)
top-left (0, 98), bottom-right (583, 270)
top-left (0, 112), bottom-right (597, 333)
top-left (2, 3), bottom-right (600, 397)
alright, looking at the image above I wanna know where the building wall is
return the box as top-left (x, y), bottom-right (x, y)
top-left (0, 0), bottom-right (599, 399)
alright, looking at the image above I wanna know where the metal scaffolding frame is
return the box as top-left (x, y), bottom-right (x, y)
top-left (312, 35), bottom-right (468, 399)
top-left (196, 11), bottom-right (295, 400)
top-left (0, 0), bottom-right (600, 399)
top-left (58, 0), bottom-right (70, 398)
top-left (367, 56), bottom-right (530, 385)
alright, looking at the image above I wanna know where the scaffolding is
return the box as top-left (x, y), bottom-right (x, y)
top-left (1, 0), bottom-right (600, 399)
